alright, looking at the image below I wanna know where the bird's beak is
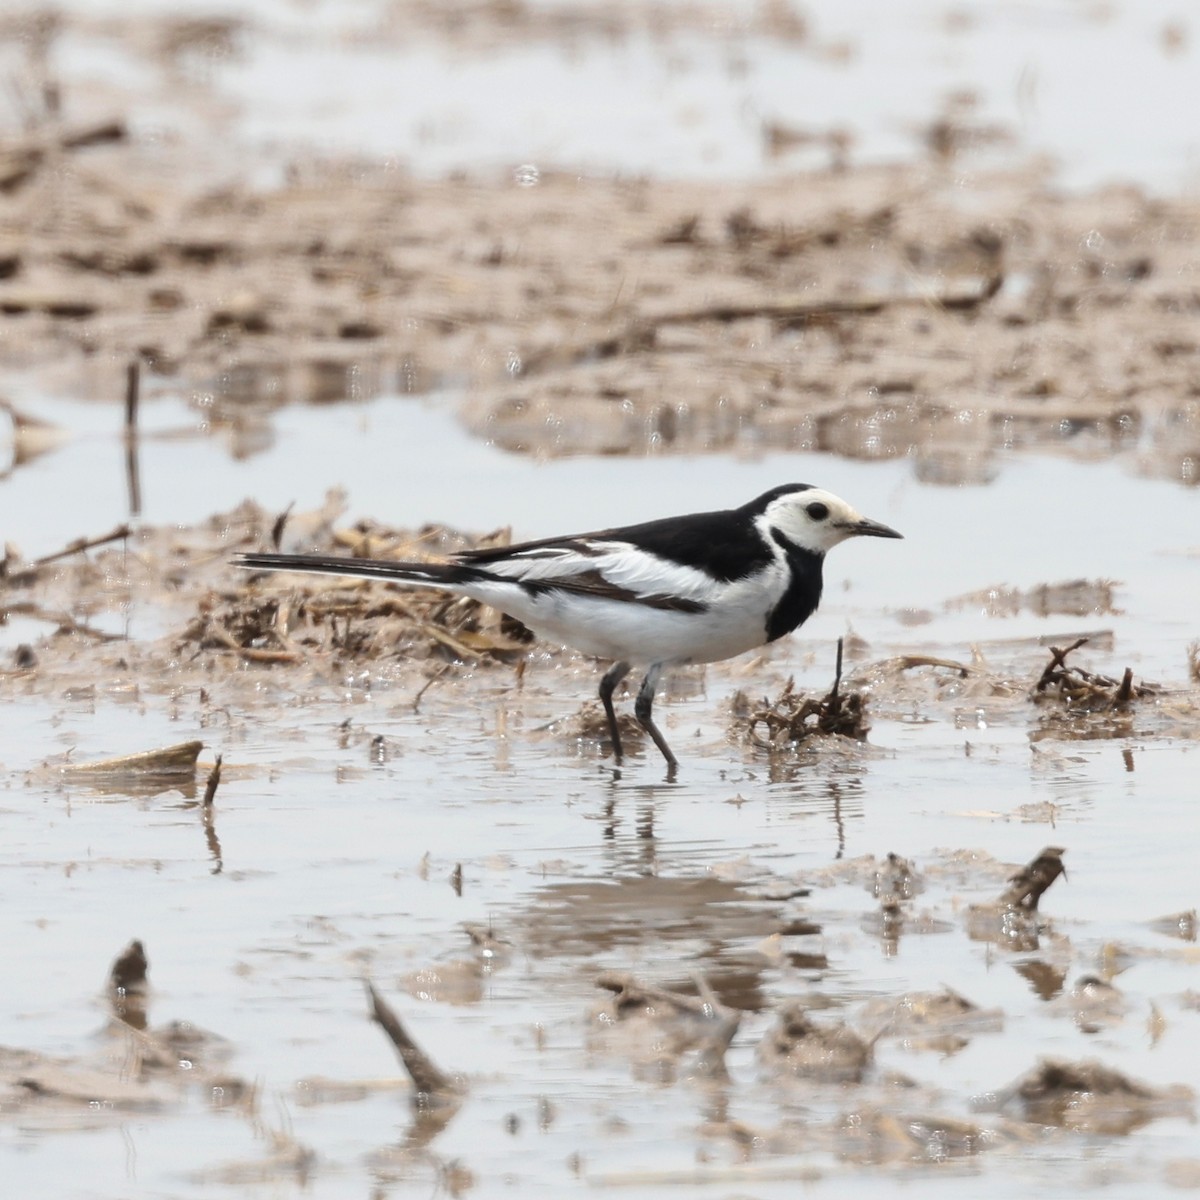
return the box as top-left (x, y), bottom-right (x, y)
top-left (846, 515), bottom-right (903, 539)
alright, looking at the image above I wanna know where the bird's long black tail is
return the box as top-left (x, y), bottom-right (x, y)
top-left (233, 551), bottom-right (476, 590)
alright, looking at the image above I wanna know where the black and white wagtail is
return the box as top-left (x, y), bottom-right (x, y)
top-left (233, 484), bottom-right (901, 773)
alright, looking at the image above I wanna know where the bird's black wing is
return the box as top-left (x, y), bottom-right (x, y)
top-left (457, 507), bottom-right (772, 583)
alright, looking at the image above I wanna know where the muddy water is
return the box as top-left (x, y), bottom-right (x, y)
top-left (4, 391), bottom-right (1200, 1196)
top-left (4, 0), bottom-right (1200, 1195)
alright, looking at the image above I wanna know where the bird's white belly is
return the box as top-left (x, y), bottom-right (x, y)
top-left (467, 581), bottom-right (774, 665)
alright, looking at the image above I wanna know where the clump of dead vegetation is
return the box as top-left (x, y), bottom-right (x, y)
top-left (983, 1058), bottom-right (1194, 1135)
top-left (734, 639), bottom-right (869, 750)
top-left (1031, 637), bottom-right (1155, 739)
top-left (968, 846), bottom-right (1068, 952)
top-left (180, 515), bottom-right (532, 669)
top-left (946, 578), bottom-right (1121, 619)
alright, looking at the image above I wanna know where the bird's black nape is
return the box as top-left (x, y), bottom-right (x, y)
top-left (739, 483), bottom-right (814, 515)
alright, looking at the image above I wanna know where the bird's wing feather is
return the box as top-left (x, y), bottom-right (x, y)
top-left (460, 538), bottom-right (723, 606)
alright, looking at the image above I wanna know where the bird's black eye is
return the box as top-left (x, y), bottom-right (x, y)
top-left (806, 502), bottom-right (829, 521)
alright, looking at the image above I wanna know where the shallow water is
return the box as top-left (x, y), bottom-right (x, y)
top-left (3, 663), bottom-right (1199, 1196)
top-left (4, 0), bottom-right (1200, 1194)
top-left (4, 383), bottom-right (1200, 1195)
top-left (41, 0), bottom-right (1200, 190)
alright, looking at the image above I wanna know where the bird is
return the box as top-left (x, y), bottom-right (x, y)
top-left (233, 484), bottom-right (902, 773)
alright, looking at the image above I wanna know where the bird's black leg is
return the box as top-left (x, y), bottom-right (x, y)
top-left (634, 663), bottom-right (678, 776)
top-left (598, 661), bottom-right (632, 761)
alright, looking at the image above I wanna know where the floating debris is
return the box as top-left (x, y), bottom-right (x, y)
top-left (1148, 909), bottom-right (1197, 942)
top-left (862, 987), bottom-right (1003, 1054)
top-left (758, 1001), bottom-right (873, 1083)
top-left (1032, 638), bottom-right (1155, 739)
top-left (736, 638), bottom-right (869, 750)
top-left (873, 852), bottom-right (923, 906)
top-left (202, 754), bottom-right (222, 806)
top-left (1050, 975), bottom-right (1129, 1035)
top-left (110, 939), bottom-right (149, 993)
top-left (58, 740), bottom-right (203, 781)
top-left (365, 981), bottom-right (460, 1103)
top-left (12, 1056), bottom-right (174, 1112)
top-left (982, 1058), bottom-right (1194, 1134)
top-left (835, 1105), bottom-right (1000, 1164)
top-left (967, 847), bottom-right (1067, 951)
top-left (108, 938), bottom-right (149, 1030)
top-left (947, 578), bottom-right (1121, 619)
top-left (998, 846), bottom-right (1067, 912)
top-left (593, 972), bottom-right (740, 1081)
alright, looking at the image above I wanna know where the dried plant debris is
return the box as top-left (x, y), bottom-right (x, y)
top-left (998, 846), bottom-right (1067, 912)
top-left (1031, 638), bottom-right (1156, 739)
top-left (758, 1001), bottom-right (873, 1083)
top-left (1, 940), bottom-right (250, 1123)
top-left (982, 1058), bottom-right (1194, 1135)
top-left (6, 1051), bottom-right (178, 1113)
top-left (109, 938), bottom-right (150, 1027)
top-left (365, 981), bottom-right (461, 1104)
top-left (873, 852), bottom-right (924, 907)
top-left (56, 740), bottom-right (203, 783)
top-left (186, 521), bottom-right (530, 668)
top-left (565, 703), bottom-right (646, 755)
top-left (833, 1106), bottom-right (1003, 1164)
top-left (5, 78), bottom-right (1200, 483)
top-left (735, 639), bottom-right (869, 750)
top-left (967, 847), bottom-right (1067, 951)
top-left (948, 579), bottom-right (1121, 618)
top-left (1049, 975), bottom-right (1129, 1034)
top-left (592, 972), bottom-right (741, 1081)
top-left (400, 925), bottom-right (513, 1006)
top-left (861, 988), bottom-right (1003, 1053)
top-left (1148, 909), bottom-right (1197, 942)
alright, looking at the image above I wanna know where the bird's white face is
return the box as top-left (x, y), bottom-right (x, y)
top-left (757, 487), bottom-right (902, 555)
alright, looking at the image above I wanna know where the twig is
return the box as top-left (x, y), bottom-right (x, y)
top-left (125, 360), bottom-right (142, 516)
top-left (110, 939), bottom-right (149, 992)
top-left (270, 503), bottom-right (294, 551)
top-left (0, 600), bottom-right (125, 641)
top-left (365, 981), bottom-right (456, 1099)
top-left (202, 754), bottom-right (223, 807)
top-left (34, 525), bottom-right (131, 565)
top-left (892, 654), bottom-right (971, 676)
top-left (0, 119), bottom-right (126, 192)
top-left (645, 278), bottom-right (1001, 326)
top-left (4, 524), bottom-right (132, 584)
top-left (1035, 637), bottom-right (1090, 691)
top-left (413, 663), bottom-right (453, 712)
top-left (204, 620), bottom-right (302, 663)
